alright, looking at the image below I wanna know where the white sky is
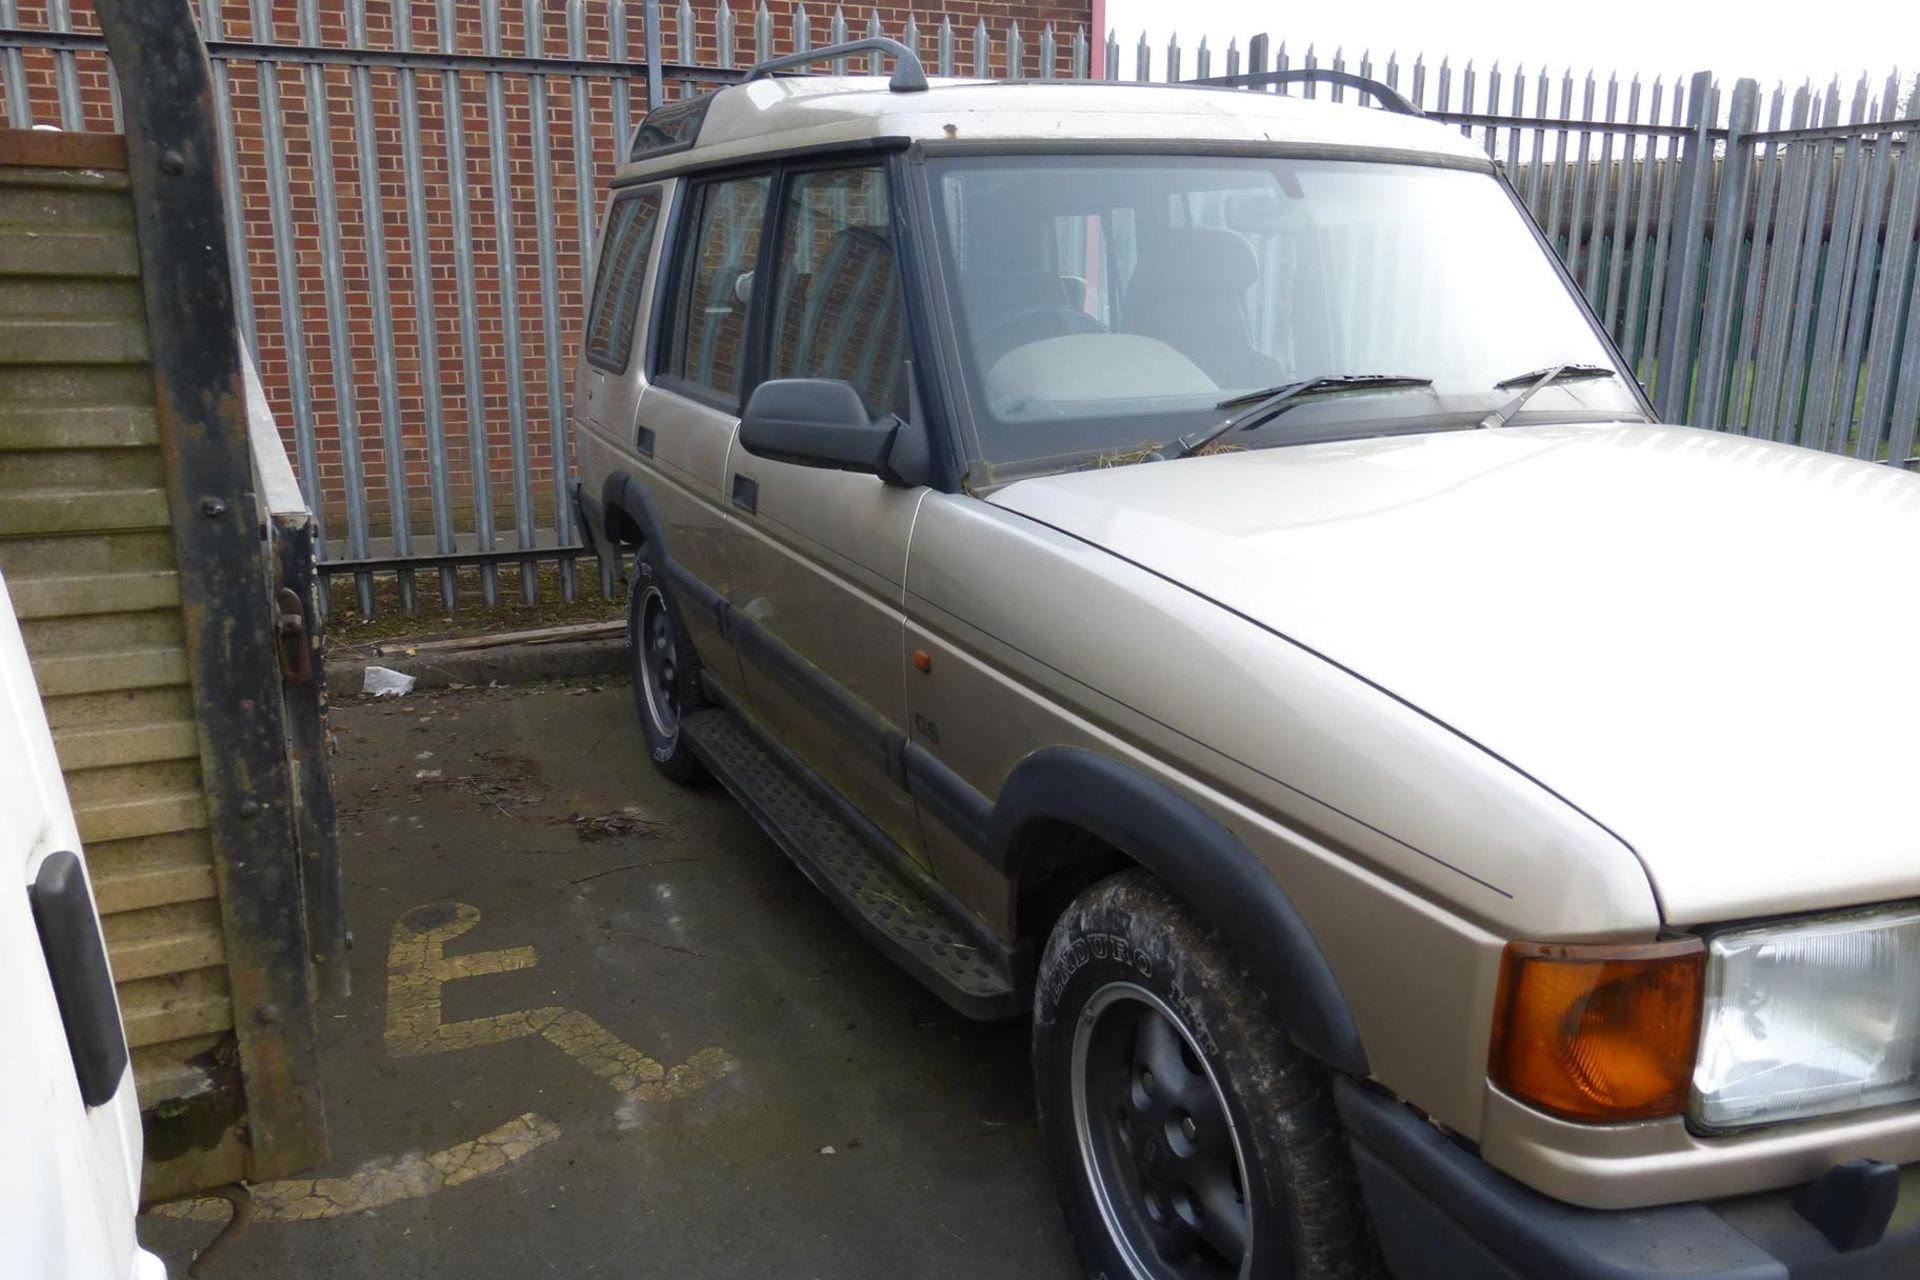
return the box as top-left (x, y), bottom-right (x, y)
top-left (1105, 0), bottom-right (1916, 103)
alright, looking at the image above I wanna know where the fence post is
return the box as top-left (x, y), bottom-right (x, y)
top-left (643, 0), bottom-right (663, 109)
top-left (1693, 78), bottom-right (1759, 431)
top-left (1654, 70), bottom-right (1718, 423)
top-left (1247, 32), bottom-right (1269, 84)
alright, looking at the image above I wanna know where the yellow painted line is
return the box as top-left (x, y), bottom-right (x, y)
top-left (152, 1112), bottom-right (561, 1222)
top-left (384, 901), bottom-right (735, 1101)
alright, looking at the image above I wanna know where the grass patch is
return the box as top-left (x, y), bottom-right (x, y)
top-left (321, 561), bottom-right (625, 653)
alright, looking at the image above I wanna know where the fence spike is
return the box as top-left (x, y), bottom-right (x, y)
top-left (902, 12), bottom-right (919, 63)
top-left (1072, 25), bottom-right (1087, 79)
top-left (717, 0), bottom-right (734, 68)
top-left (866, 10), bottom-right (882, 75)
top-left (677, 0), bottom-right (694, 80)
top-left (830, 4), bottom-right (847, 71)
top-left (974, 17), bottom-right (988, 78)
top-left (1226, 36), bottom-right (1239, 81)
top-left (1041, 22), bottom-right (1056, 79)
top-left (937, 16), bottom-right (953, 76)
top-left (1196, 35), bottom-right (1210, 83)
top-left (1165, 32), bottom-right (1180, 84)
top-left (1008, 20), bottom-right (1023, 77)
top-left (1360, 48), bottom-right (1372, 81)
top-left (754, 1), bottom-right (770, 61)
top-left (793, 3), bottom-right (810, 54)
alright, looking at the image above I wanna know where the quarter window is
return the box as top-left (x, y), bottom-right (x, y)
top-left (660, 174), bottom-right (771, 405)
top-left (582, 189), bottom-right (663, 372)
top-left (766, 166), bottom-right (907, 417)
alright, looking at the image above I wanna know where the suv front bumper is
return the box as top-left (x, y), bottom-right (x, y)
top-left (1335, 1079), bottom-right (1920, 1279)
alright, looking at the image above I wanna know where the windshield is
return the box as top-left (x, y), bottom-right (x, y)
top-left (926, 154), bottom-right (1644, 479)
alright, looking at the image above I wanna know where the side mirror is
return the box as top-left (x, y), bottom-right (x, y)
top-left (738, 378), bottom-right (928, 488)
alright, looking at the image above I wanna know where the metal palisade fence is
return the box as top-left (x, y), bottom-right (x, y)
top-left (0, 5), bottom-right (1914, 615)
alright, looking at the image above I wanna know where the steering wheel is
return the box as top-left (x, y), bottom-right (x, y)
top-left (978, 306), bottom-right (1109, 367)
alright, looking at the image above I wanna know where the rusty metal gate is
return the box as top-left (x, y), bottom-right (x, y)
top-left (0, 0), bottom-right (344, 1203)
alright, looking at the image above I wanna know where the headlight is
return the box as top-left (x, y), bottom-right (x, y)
top-left (1691, 903), bottom-right (1920, 1131)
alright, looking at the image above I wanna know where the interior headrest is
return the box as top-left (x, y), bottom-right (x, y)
top-left (1129, 227), bottom-right (1258, 296)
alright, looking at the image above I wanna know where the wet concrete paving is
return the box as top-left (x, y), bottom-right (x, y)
top-left (139, 680), bottom-right (1079, 1278)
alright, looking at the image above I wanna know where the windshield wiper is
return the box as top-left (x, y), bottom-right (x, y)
top-left (1478, 363), bottom-right (1619, 428)
top-left (1156, 374), bottom-right (1435, 459)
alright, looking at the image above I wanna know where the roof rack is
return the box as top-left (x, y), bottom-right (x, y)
top-left (741, 37), bottom-right (929, 94)
top-left (1192, 70), bottom-right (1423, 117)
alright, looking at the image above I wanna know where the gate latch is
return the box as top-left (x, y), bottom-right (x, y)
top-left (276, 588), bottom-right (313, 684)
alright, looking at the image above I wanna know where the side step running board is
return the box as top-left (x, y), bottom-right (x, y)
top-left (679, 706), bottom-right (1021, 1020)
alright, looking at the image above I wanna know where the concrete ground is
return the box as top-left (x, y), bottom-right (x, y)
top-left (139, 680), bottom-right (1079, 1278)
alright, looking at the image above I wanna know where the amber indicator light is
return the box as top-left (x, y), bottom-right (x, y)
top-left (1489, 937), bottom-right (1705, 1123)
top-left (912, 648), bottom-right (933, 673)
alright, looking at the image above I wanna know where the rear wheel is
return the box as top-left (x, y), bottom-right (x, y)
top-left (1033, 869), bottom-right (1379, 1280)
top-left (627, 546), bottom-right (707, 784)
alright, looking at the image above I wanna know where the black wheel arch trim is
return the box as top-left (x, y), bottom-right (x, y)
top-left (991, 745), bottom-right (1369, 1077)
top-left (600, 470), bottom-right (663, 551)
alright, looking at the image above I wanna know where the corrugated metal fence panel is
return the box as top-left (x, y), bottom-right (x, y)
top-left (0, 133), bottom-right (248, 1196)
top-left (1, 8), bottom-right (1912, 613)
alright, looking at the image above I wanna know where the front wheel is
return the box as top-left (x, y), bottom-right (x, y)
top-left (1033, 869), bottom-right (1379, 1280)
top-left (627, 547), bottom-right (707, 784)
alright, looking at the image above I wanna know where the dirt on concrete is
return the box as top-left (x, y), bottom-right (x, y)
top-left (138, 680), bottom-right (1077, 1279)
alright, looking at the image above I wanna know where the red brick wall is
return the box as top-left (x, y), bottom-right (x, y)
top-left (3, 1), bottom-right (1091, 545)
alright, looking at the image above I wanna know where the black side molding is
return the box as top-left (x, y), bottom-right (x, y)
top-left (989, 746), bottom-right (1368, 1076)
top-left (29, 850), bottom-right (130, 1108)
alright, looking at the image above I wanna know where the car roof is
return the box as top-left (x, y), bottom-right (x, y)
top-left (614, 77), bottom-right (1494, 182)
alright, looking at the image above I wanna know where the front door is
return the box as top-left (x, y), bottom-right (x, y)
top-left (722, 162), bottom-right (925, 860)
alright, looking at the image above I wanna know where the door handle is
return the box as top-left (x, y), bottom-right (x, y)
top-left (731, 474), bottom-right (759, 515)
top-left (30, 850), bottom-right (130, 1107)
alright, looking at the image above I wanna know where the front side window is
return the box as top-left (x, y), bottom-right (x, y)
top-left (582, 188), bottom-right (663, 372)
top-left (660, 173), bottom-right (771, 405)
top-left (766, 166), bottom-right (907, 417)
top-left (929, 155), bottom-right (1643, 479)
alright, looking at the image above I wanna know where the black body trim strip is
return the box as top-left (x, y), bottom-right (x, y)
top-left (903, 741), bottom-right (992, 851)
top-left (991, 746), bottom-right (1369, 1076)
top-left (723, 600), bottom-right (908, 789)
top-left (663, 556), bottom-right (728, 638)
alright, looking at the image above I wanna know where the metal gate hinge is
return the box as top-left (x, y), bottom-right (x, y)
top-left (275, 588), bottom-right (313, 684)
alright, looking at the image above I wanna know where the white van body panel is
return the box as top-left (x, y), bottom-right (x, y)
top-left (0, 571), bottom-right (163, 1280)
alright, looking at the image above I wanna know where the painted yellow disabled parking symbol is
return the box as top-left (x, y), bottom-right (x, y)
top-left (384, 901), bottom-right (735, 1100)
top-left (158, 901), bottom-right (732, 1223)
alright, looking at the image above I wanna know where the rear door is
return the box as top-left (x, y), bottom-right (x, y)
top-left (636, 172), bottom-right (774, 688)
top-left (720, 161), bottom-right (926, 860)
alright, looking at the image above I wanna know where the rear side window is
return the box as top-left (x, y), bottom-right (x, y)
top-left (660, 174), bottom-right (771, 406)
top-left (766, 166), bottom-right (907, 417)
top-left (583, 189), bottom-right (663, 373)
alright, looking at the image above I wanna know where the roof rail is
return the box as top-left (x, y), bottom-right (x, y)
top-left (741, 37), bottom-right (929, 94)
top-left (1192, 70), bottom-right (1422, 117)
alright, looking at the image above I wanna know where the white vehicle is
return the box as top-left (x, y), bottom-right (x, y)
top-left (1, 571), bottom-right (165, 1280)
